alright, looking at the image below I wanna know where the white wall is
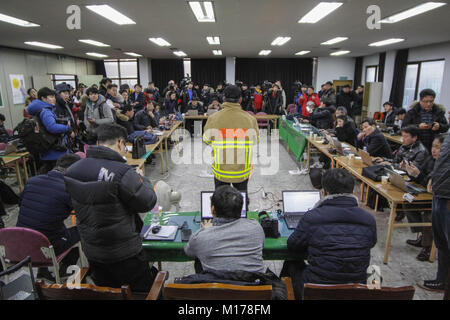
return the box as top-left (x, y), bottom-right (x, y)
top-left (138, 58), bottom-right (150, 86)
top-left (362, 41), bottom-right (450, 113)
top-left (0, 47), bottom-right (96, 128)
top-left (315, 57), bottom-right (355, 90)
top-left (226, 57), bottom-right (236, 84)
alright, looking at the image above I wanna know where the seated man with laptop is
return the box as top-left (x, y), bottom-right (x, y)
top-left (280, 169), bottom-right (377, 300)
top-left (184, 185), bottom-right (265, 273)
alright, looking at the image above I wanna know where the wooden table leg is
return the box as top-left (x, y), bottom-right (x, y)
top-left (158, 261), bottom-right (162, 271)
top-left (375, 194), bottom-right (379, 211)
top-left (365, 184), bottom-right (369, 206)
top-left (307, 141), bottom-right (311, 172)
top-left (429, 241), bottom-right (437, 263)
top-left (165, 139), bottom-right (169, 172)
top-left (15, 160), bottom-right (24, 191)
top-left (160, 145), bottom-right (165, 174)
top-left (384, 202), bottom-right (397, 264)
top-left (360, 182), bottom-right (365, 202)
top-left (23, 157), bottom-right (29, 182)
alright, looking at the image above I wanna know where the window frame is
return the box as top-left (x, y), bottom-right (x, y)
top-left (104, 58), bottom-right (140, 87)
top-left (51, 74), bottom-right (78, 89)
top-left (406, 58), bottom-right (445, 101)
top-left (365, 65), bottom-right (378, 83)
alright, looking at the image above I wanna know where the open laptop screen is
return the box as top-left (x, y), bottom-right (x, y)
top-left (201, 191), bottom-right (247, 219)
top-left (283, 191), bottom-right (321, 215)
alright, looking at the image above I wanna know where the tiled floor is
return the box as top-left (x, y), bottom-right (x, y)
top-left (1, 132), bottom-right (444, 299)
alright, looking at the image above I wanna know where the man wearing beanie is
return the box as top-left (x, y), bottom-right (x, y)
top-left (203, 85), bottom-right (260, 203)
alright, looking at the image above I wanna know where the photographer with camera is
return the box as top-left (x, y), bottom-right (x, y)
top-left (263, 84), bottom-right (283, 117)
top-left (240, 83), bottom-right (252, 111)
top-left (181, 81), bottom-right (198, 113)
top-left (281, 168), bottom-right (377, 300)
top-left (274, 80), bottom-right (286, 112)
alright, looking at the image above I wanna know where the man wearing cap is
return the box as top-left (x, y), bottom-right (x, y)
top-left (203, 85), bottom-right (260, 202)
top-left (55, 83), bottom-right (76, 131)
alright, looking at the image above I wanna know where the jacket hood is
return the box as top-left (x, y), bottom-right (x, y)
top-left (27, 99), bottom-right (54, 116)
top-left (412, 102), bottom-right (444, 115)
top-left (86, 145), bottom-right (126, 163)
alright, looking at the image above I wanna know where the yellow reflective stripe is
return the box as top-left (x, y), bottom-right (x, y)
top-left (212, 169), bottom-right (251, 179)
top-left (211, 166), bottom-right (251, 174)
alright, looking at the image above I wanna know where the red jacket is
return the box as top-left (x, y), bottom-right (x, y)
top-left (252, 91), bottom-right (263, 111)
top-left (298, 93), bottom-right (320, 117)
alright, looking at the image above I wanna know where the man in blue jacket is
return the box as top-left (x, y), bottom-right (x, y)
top-left (26, 87), bottom-right (73, 173)
top-left (281, 168), bottom-right (377, 299)
top-left (17, 153), bottom-right (81, 279)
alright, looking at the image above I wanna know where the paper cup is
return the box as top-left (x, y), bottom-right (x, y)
top-left (381, 176), bottom-right (388, 185)
top-left (348, 154), bottom-right (354, 160)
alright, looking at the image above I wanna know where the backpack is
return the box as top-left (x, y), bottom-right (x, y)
top-left (132, 134), bottom-right (146, 159)
top-left (17, 110), bottom-right (64, 155)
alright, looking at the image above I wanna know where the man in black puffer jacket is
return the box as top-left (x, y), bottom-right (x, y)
top-left (64, 123), bottom-right (158, 292)
top-left (281, 169), bottom-right (377, 299)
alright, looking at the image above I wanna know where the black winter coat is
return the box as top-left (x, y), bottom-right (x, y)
top-left (64, 146), bottom-right (157, 263)
top-left (287, 195), bottom-right (377, 286)
top-left (335, 121), bottom-right (357, 146)
top-left (336, 91), bottom-right (355, 116)
top-left (133, 109), bottom-right (158, 130)
top-left (431, 133), bottom-right (450, 199)
top-left (393, 140), bottom-right (429, 170)
top-left (309, 106), bottom-right (336, 129)
top-left (357, 129), bottom-right (392, 158)
top-left (17, 170), bottom-right (73, 243)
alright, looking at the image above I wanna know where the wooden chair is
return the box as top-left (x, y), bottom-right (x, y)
top-left (35, 270), bottom-right (168, 300)
top-left (302, 283), bottom-right (415, 300)
top-left (163, 277), bottom-right (295, 300)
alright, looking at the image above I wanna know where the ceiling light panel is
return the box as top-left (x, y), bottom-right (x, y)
top-left (271, 37), bottom-right (291, 46)
top-left (259, 50), bottom-right (271, 56)
top-left (321, 37), bottom-right (348, 45)
top-left (24, 41), bottom-right (63, 49)
top-left (380, 2), bottom-right (446, 23)
top-left (369, 38), bottom-right (405, 47)
top-left (86, 5), bottom-right (136, 25)
top-left (207, 36), bottom-right (220, 45)
top-left (189, 1), bottom-right (215, 22)
top-left (330, 50), bottom-right (350, 56)
top-left (79, 39), bottom-right (110, 47)
top-left (295, 51), bottom-right (311, 55)
top-left (149, 37), bottom-right (171, 46)
top-left (0, 13), bottom-right (39, 27)
top-left (298, 2), bottom-right (343, 23)
top-left (86, 52), bottom-right (109, 58)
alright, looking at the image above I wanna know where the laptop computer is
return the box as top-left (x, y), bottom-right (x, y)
top-left (282, 190), bottom-right (322, 229)
top-left (333, 138), bottom-right (352, 156)
top-left (385, 169), bottom-right (426, 194)
top-left (201, 191), bottom-right (247, 220)
top-left (186, 110), bottom-right (199, 116)
top-left (358, 149), bottom-right (373, 166)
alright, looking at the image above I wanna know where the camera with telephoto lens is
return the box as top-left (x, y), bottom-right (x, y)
top-left (258, 211), bottom-right (280, 238)
top-left (261, 80), bottom-right (273, 92)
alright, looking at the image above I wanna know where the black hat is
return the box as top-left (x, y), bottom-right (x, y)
top-left (0, 113), bottom-right (5, 122)
top-left (55, 83), bottom-right (71, 94)
top-left (224, 85), bottom-right (241, 99)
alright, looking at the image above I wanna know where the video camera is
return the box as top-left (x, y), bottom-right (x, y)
top-left (261, 80), bottom-right (273, 92)
top-left (179, 74), bottom-right (192, 90)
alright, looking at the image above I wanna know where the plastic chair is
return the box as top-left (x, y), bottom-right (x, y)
top-left (35, 271), bottom-right (168, 300)
top-left (287, 104), bottom-right (297, 114)
top-left (302, 283), bottom-right (415, 300)
top-left (0, 227), bottom-right (79, 284)
top-left (0, 256), bottom-right (36, 300)
top-left (6, 129), bottom-right (13, 136)
top-left (256, 112), bottom-right (270, 128)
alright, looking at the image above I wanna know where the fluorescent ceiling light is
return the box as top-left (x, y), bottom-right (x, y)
top-left (380, 2), bottom-right (446, 23)
top-left (124, 52), bottom-right (143, 57)
top-left (24, 41), bottom-right (63, 49)
top-left (149, 37), bottom-right (171, 46)
top-left (271, 37), bottom-right (291, 46)
top-left (298, 2), bottom-right (343, 23)
top-left (212, 50), bottom-right (222, 55)
top-left (189, 1), bottom-right (215, 22)
top-left (321, 37), bottom-right (348, 45)
top-left (0, 13), bottom-right (39, 27)
top-left (295, 50), bottom-right (311, 55)
top-left (259, 50), bottom-right (271, 56)
top-left (369, 38), bottom-right (405, 47)
top-left (330, 50), bottom-right (350, 56)
top-left (79, 39), bottom-right (110, 47)
top-left (206, 36), bottom-right (220, 45)
top-left (86, 5), bottom-right (135, 25)
top-left (173, 51), bottom-right (187, 57)
top-left (86, 52), bottom-right (109, 58)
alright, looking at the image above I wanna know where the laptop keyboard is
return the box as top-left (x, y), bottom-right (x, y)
top-left (285, 215), bottom-right (303, 229)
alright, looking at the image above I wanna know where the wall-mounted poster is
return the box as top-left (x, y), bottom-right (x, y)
top-left (9, 74), bottom-right (27, 104)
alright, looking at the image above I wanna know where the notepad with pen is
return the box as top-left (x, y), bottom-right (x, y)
top-left (141, 225), bottom-right (178, 241)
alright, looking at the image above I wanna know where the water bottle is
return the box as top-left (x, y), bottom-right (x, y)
top-left (151, 206), bottom-right (162, 226)
top-left (363, 146), bottom-right (368, 153)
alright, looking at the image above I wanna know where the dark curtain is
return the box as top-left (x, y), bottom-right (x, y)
top-left (191, 59), bottom-right (226, 88)
top-left (235, 58), bottom-right (313, 104)
top-left (378, 52), bottom-right (386, 82)
top-left (389, 49), bottom-right (409, 108)
top-left (353, 57), bottom-right (363, 89)
top-left (151, 59), bottom-right (184, 90)
top-left (95, 60), bottom-right (106, 77)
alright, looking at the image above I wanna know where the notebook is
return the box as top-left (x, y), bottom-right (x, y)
top-left (141, 225), bottom-right (178, 241)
